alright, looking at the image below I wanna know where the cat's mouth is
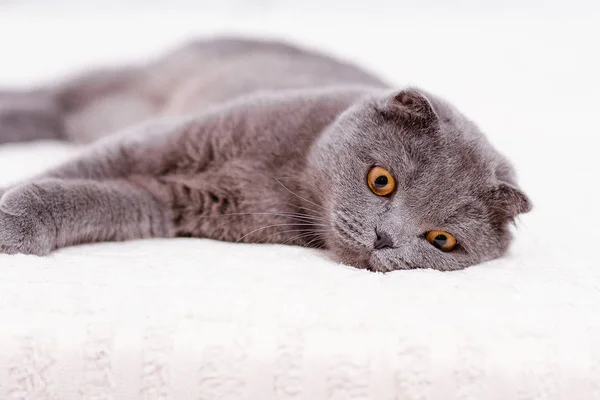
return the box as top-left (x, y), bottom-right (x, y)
top-left (331, 219), bottom-right (417, 272)
top-left (330, 211), bottom-right (421, 272)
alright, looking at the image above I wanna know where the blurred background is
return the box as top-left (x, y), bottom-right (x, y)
top-left (0, 1), bottom-right (598, 255)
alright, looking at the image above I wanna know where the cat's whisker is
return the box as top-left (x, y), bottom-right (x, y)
top-left (236, 223), bottom-right (329, 243)
top-left (304, 234), bottom-right (328, 249)
top-left (282, 202), bottom-right (327, 220)
top-left (285, 214), bottom-right (328, 225)
top-left (281, 229), bottom-right (331, 246)
top-left (282, 233), bottom-right (316, 246)
top-left (195, 211), bottom-right (326, 223)
top-left (282, 227), bottom-right (334, 245)
top-left (279, 176), bottom-right (325, 209)
top-left (257, 228), bottom-right (321, 244)
top-left (259, 229), bottom-right (306, 243)
top-left (273, 176), bottom-right (327, 212)
top-left (280, 212), bottom-right (327, 223)
top-left (284, 203), bottom-right (330, 224)
top-left (277, 175), bottom-right (325, 204)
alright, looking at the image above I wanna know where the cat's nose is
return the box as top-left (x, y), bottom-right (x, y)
top-left (374, 229), bottom-right (394, 250)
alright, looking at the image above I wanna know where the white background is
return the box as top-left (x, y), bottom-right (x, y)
top-left (2, 0), bottom-right (599, 13)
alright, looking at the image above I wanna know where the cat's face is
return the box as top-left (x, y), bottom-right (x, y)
top-left (308, 88), bottom-right (531, 271)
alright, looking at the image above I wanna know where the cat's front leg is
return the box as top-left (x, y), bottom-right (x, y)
top-left (0, 177), bottom-right (174, 255)
top-left (0, 198), bottom-right (55, 255)
top-left (0, 115), bottom-right (217, 254)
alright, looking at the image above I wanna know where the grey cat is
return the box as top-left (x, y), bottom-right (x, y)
top-left (0, 38), bottom-right (531, 271)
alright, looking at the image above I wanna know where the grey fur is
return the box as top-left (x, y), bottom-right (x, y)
top-left (0, 38), bottom-right (531, 271)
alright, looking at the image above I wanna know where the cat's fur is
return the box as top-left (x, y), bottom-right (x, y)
top-left (0, 38), bottom-right (531, 271)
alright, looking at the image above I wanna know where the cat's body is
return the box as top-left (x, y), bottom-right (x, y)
top-left (0, 38), bottom-right (531, 271)
top-left (3, 39), bottom-right (385, 144)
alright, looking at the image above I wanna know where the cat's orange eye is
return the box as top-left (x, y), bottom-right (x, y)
top-left (367, 166), bottom-right (396, 196)
top-left (426, 230), bottom-right (457, 252)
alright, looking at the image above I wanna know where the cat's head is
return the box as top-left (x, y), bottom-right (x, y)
top-left (307, 88), bottom-right (531, 271)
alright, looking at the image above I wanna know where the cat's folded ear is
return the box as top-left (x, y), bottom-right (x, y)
top-left (491, 182), bottom-right (532, 218)
top-left (384, 88), bottom-right (438, 126)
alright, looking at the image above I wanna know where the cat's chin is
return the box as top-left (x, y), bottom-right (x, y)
top-left (328, 246), bottom-right (413, 273)
top-left (325, 247), bottom-right (371, 271)
top-left (369, 252), bottom-right (418, 272)
top-left (330, 248), bottom-right (419, 272)
top-left (325, 236), bottom-right (416, 272)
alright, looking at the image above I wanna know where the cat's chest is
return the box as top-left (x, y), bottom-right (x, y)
top-left (165, 164), bottom-right (326, 247)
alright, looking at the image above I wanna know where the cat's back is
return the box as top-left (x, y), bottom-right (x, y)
top-left (54, 38), bottom-right (389, 143)
top-left (145, 38), bottom-right (388, 114)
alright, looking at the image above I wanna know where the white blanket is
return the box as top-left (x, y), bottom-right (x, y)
top-left (0, 7), bottom-right (599, 400)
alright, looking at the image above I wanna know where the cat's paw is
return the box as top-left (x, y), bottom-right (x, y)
top-left (0, 184), bottom-right (55, 255)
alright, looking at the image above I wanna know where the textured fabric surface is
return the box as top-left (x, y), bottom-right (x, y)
top-left (0, 144), bottom-right (598, 399)
top-left (0, 9), bottom-right (599, 400)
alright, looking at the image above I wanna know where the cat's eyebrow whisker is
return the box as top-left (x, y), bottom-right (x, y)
top-left (273, 176), bottom-right (327, 212)
top-left (236, 223), bottom-right (329, 243)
